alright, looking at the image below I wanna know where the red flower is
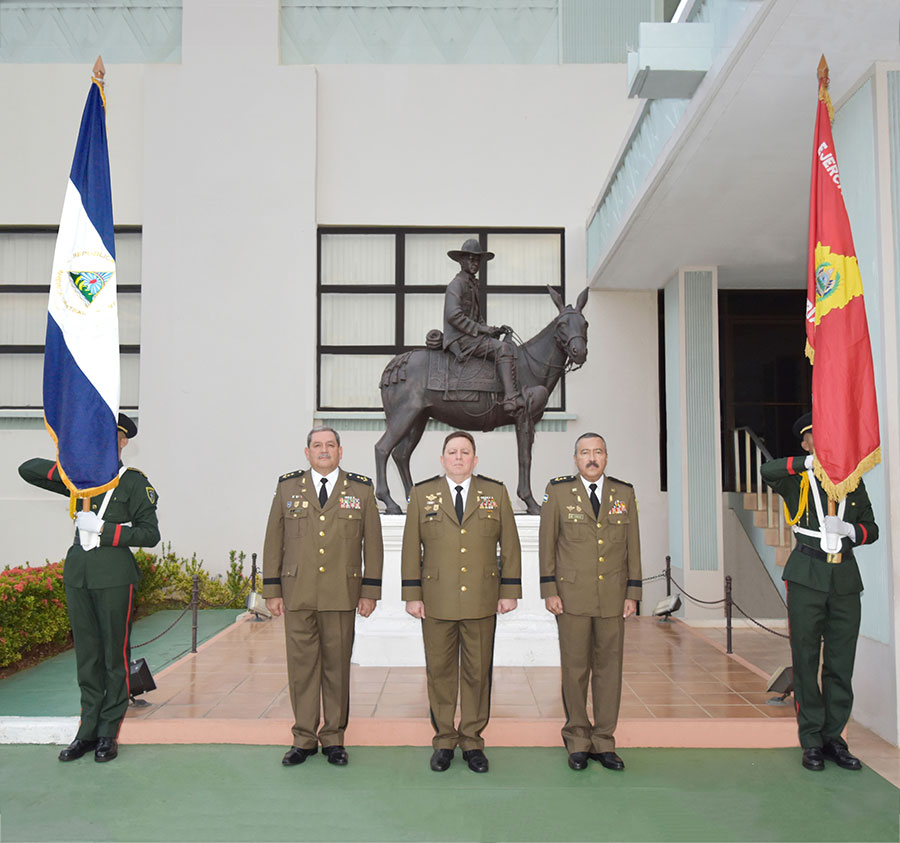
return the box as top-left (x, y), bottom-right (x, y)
top-left (13, 583), bottom-right (24, 592)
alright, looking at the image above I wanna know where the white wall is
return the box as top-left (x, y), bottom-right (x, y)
top-left (0, 2), bottom-right (666, 592)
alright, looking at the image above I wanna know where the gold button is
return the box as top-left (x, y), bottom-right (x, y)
top-left (598, 538), bottom-right (604, 544)
top-left (353, 572), bottom-right (358, 577)
top-left (461, 529), bottom-right (466, 535)
top-left (320, 515), bottom-right (326, 521)
top-left (560, 576), bottom-right (565, 582)
top-left (598, 574), bottom-right (604, 580)
top-left (319, 566), bottom-right (325, 573)
top-left (461, 586), bottom-right (467, 592)
top-left (460, 547), bottom-right (466, 553)
top-left (319, 531), bottom-right (325, 537)
top-left (461, 566), bottom-right (467, 573)
top-left (598, 556), bottom-right (604, 562)
top-left (348, 514), bottom-right (353, 519)
top-left (319, 548), bottom-right (325, 555)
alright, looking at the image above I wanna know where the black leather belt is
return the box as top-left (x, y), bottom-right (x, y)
top-left (797, 543), bottom-right (852, 564)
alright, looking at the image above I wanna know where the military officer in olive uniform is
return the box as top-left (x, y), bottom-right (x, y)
top-left (263, 426), bottom-right (383, 767)
top-left (402, 431), bottom-right (521, 774)
top-left (19, 413), bottom-right (159, 763)
top-left (539, 432), bottom-right (641, 772)
top-left (760, 412), bottom-right (878, 773)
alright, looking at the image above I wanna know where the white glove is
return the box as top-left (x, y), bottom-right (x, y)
top-left (824, 515), bottom-right (855, 542)
top-left (804, 455), bottom-right (814, 470)
top-left (75, 511), bottom-right (104, 535)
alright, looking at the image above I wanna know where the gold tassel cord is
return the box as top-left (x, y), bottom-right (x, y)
top-left (784, 472), bottom-right (810, 526)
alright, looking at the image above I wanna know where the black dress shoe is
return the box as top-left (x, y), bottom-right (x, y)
top-left (823, 740), bottom-right (862, 770)
top-left (58, 739), bottom-right (97, 762)
top-left (94, 737), bottom-right (118, 762)
top-left (323, 745), bottom-right (349, 766)
top-left (462, 749), bottom-right (489, 773)
top-left (568, 752), bottom-right (589, 771)
top-left (282, 746), bottom-right (317, 766)
top-left (590, 751), bottom-right (625, 771)
top-left (430, 748), bottom-right (454, 772)
top-left (801, 746), bottom-right (825, 771)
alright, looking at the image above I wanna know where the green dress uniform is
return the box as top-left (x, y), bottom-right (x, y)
top-left (401, 474), bottom-right (521, 751)
top-left (18, 458), bottom-right (160, 740)
top-left (539, 474), bottom-right (642, 754)
top-left (262, 468), bottom-right (383, 750)
top-left (760, 455), bottom-right (878, 749)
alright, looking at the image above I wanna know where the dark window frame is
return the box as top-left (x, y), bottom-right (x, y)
top-left (0, 225), bottom-right (142, 410)
top-left (317, 225), bottom-right (567, 412)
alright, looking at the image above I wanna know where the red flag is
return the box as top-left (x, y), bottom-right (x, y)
top-left (806, 55), bottom-right (880, 500)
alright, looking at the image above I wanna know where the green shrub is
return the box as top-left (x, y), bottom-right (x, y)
top-left (2, 549), bottom-right (259, 668)
top-left (0, 562), bottom-right (68, 667)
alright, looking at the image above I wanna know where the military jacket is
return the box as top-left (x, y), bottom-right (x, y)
top-left (401, 474), bottom-right (522, 620)
top-left (539, 474), bottom-right (642, 617)
top-left (262, 468), bottom-right (383, 611)
top-left (18, 458), bottom-right (160, 589)
top-left (760, 456), bottom-right (878, 594)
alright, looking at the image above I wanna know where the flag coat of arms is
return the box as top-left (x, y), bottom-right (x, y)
top-left (43, 70), bottom-right (120, 498)
top-left (806, 56), bottom-right (880, 500)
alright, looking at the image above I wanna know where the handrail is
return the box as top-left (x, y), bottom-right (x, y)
top-left (731, 426), bottom-right (789, 548)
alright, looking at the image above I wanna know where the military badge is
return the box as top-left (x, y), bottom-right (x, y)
top-left (566, 505), bottom-right (574, 512)
top-left (477, 495), bottom-right (497, 510)
top-left (146, 486), bottom-right (157, 504)
top-left (609, 500), bottom-right (628, 515)
top-left (339, 495), bottom-right (361, 510)
top-left (542, 493), bottom-right (548, 504)
top-left (567, 512), bottom-right (585, 522)
top-left (302, 501), bottom-right (309, 508)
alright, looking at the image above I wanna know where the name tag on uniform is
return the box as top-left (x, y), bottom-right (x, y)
top-left (567, 512), bottom-right (585, 522)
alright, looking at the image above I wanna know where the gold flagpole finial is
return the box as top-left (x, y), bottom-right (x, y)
top-left (817, 54), bottom-right (829, 86)
top-left (92, 55), bottom-right (106, 85)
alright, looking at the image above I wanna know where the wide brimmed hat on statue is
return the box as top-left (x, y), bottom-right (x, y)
top-left (448, 238), bottom-right (494, 262)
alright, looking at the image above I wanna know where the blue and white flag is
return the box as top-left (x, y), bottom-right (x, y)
top-left (44, 71), bottom-right (120, 499)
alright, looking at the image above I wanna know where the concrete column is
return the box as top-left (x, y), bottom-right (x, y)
top-left (663, 267), bottom-right (725, 621)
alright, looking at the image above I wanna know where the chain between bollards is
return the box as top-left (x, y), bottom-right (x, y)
top-left (191, 573), bottom-right (199, 653)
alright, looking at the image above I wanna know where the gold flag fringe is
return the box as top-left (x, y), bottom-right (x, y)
top-left (44, 417), bottom-right (121, 517)
top-left (805, 339), bottom-right (814, 365)
top-left (813, 446), bottom-right (881, 502)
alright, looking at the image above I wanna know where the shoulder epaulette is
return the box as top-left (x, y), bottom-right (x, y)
top-left (346, 471), bottom-right (372, 486)
top-left (279, 469), bottom-right (304, 482)
top-left (550, 475), bottom-right (577, 485)
top-left (608, 476), bottom-right (633, 488)
top-left (475, 473), bottom-right (503, 485)
top-left (414, 474), bottom-right (440, 487)
top-left (125, 467), bottom-right (147, 477)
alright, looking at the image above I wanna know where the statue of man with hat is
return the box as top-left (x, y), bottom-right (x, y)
top-left (443, 239), bottom-right (524, 414)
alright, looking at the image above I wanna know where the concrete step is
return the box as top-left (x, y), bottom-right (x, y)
top-left (743, 492), bottom-right (760, 511)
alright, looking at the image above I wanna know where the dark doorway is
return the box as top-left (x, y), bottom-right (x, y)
top-left (720, 290), bottom-right (810, 488)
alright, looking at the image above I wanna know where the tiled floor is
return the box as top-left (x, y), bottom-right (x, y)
top-left (126, 614), bottom-right (795, 723)
top-left (119, 612), bottom-right (900, 786)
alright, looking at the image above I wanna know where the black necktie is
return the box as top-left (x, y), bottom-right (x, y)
top-left (455, 485), bottom-right (464, 523)
top-left (589, 483), bottom-right (600, 519)
top-left (319, 478), bottom-right (328, 508)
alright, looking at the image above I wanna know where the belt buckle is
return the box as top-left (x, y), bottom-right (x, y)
top-left (826, 552), bottom-right (842, 564)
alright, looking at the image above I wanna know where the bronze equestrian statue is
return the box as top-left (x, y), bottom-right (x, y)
top-left (375, 239), bottom-right (589, 515)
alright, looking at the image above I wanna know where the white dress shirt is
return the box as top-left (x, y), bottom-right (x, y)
top-left (446, 475), bottom-right (472, 510)
top-left (310, 467), bottom-right (339, 504)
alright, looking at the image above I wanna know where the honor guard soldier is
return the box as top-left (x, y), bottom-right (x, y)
top-left (19, 413), bottom-right (160, 763)
top-left (760, 412), bottom-right (878, 772)
top-left (263, 427), bottom-right (383, 767)
top-left (401, 431), bottom-right (521, 773)
top-left (539, 432), bottom-right (642, 772)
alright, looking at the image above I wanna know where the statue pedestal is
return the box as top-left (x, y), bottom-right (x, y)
top-left (352, 515), bottom-right (560, 667)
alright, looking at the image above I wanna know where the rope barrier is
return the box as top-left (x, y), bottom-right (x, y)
top-left (131, 604), bottom-right (192, 649)
top-left (731, 601), bottom-right (790, 639)
top-left (668, 576), bottom-right (726, 605)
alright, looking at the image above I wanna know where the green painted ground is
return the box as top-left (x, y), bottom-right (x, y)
top-left (0, 747), bottom-right (896, 842)
top-left (0, 609), bottom-right (242, 716)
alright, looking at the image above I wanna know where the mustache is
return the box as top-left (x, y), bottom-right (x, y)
top-left (586, 461), bottom-right (599, 468)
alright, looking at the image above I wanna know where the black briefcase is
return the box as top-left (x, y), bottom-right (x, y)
top-left (129, 658), bottom-right (157, 698)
